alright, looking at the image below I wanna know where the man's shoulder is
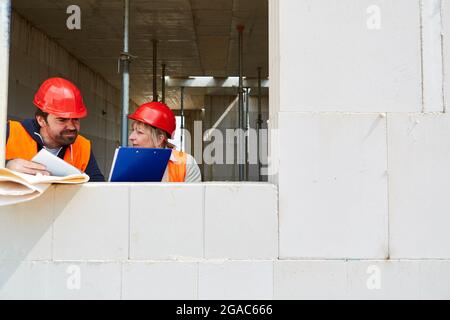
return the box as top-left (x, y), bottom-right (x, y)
top-left (8, 119), bottom-right (38, 138)
top-left (76, 134), bottom-right (90, 143)
top-left (74, 134), bottom-right (91, 150)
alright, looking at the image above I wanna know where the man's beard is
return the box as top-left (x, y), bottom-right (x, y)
top-left (57, 129), bottom-right (78, 145)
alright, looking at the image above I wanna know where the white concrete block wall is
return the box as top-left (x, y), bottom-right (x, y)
top-left (275, 261), bottom-right (348, 300)
top-left (0, 184), bottom-right (280, 299)
top-left (0, 261), bottom-right (48, 299)
top-left (204, 184), bottom-right (278, 259)
top-left (44, 262), bottom-right (122, 300)
top-left (421, 0), bottom-right (445, 112)
top-left (1, 183), bottom-right (450, 299)
top-left (274, 0), bottom-right (449, 261)
top-left (1, 259), bottom-right (449, 300)
top-left (198, 261), bottom-right (273, 300)
top-left (0, 188), bottom-right (54, 261)
top-left (388, 113), bottom-right (450, 259)
top-left (129, 185), bottom-right (204, 260)
top-left (0, 261), bottom-right (122, 300)
top-left (266, 0), bottom-right (450, 300)
top-left (122, 262), bottom-right (198, 300)
top-left (278, 113), bottom-right (389, 259)
top-left (278, 0), bottom-right (422, 112)
top-left (275, 260), bottom-right (450, 300)
top-left (52, 185), bottom-right (129, 260)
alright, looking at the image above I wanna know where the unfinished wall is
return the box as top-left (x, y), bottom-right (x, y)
top-left (273, 0), bottom-right (450, 276)
top-left (0, 183), bottom-right (278, 299)
top-left (1, 183), bottom-right (450, 299)
top-left (7, 11), bottom-right (124, 176)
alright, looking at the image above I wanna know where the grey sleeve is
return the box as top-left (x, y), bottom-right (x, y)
top-left (184, 154), bottom-right (202, 182)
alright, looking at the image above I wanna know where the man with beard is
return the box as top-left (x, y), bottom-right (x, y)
top-left (5, 77), bottom-right (105, 182)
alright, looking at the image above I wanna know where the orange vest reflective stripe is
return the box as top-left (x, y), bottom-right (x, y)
top-left (6, 120), bottom-right (91, 172)
top-left (168, 150), bottom-right (187, 182)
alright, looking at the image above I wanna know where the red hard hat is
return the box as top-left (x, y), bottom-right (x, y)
top-left (129, 101), bottom-right (176, 137)
top-left (33, 77), bottom-right (87, 118)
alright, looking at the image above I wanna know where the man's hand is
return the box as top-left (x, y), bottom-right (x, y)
top-left (6, 159), bottom-right (51, 176)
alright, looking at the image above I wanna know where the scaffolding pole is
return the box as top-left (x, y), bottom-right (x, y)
top-left (0, 0), bottom-right (11, 167)
top-left (161, 63), bottom-right (166, 103)
top-left (257, 67), bottom-right (262, 181)
top-left (180, 87), bottom-right (185, 152)
top-left (153, 39), bottom-right (158, 102)
top-left (237, 25), bottom-right (245, 181)
top-left (245, 87), bottom-right (250, 181)
top-left (120, 0), bottom-right (131, 147)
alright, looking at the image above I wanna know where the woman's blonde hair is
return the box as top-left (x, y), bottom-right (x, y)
top-left (132, 120), bottom-right (175, 149)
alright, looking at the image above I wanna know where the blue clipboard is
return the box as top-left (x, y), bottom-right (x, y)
top-left (108, 147), bottom-right (172, 182)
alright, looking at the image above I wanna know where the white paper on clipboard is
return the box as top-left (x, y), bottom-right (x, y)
top-left (31, 148), bottom-right (81, 177)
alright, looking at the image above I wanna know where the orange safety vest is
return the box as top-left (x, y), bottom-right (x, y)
top-left (5, 120), bottom-right (91, 172)
top-left (167, 150), bottom-right (187, 182)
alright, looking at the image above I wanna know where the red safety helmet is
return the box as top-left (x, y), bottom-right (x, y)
top-left (128, 101), bottom-right (176, 138)
top-left (33, 77), bottom-right (87, 118)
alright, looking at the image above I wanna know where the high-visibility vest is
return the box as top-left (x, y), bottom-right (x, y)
top-left (167, 150), bottom-right (187, 182)
top-left (5, 120), bottom-right (91, 172)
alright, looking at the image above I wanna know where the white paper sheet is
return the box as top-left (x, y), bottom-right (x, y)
top-left (31, 148), bottom-right (81, 176)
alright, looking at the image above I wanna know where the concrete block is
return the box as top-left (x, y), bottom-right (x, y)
top-left (0, 187), bottom-right (54, 261)
top-left (122, 262), bottom-right (198, 300)
top-left (279, 113), bottom-right (389, 259)
top-left (275, 260), bottom-right (450, 300)
top-left (204, 184), bottom-right (278, 259)
top-left (421, 0), bottom-right (444, 112)
top-left (0, 261), bottom-right (48, 300)
top-left (346, 261), bottom-right (421, 299)
top-left (52, 184), bottom-right (129, 260)
top-left (45, 262), bottom-right (122, 300)
top-left (274, 261), bottom-right (348, 300)
top-left (0, 261), bottom-right (122, 300)
top-left (129, 185), bottom-right (203, 260)
top-left (418, 260), bottom-right (450, 299)
top-left (198, 261), bottom-right (273, 300)
top-left (279, 0), bottom-right (421, 112)
top-left (388, 113), bottom-right (450, 258)
top-left (347, 260), bottom-right (450, 299)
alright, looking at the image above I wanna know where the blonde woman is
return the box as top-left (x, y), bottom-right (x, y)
top-left (128, 101), bottom-right (201, 182)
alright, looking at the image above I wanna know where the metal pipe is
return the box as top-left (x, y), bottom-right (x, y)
top-left (0, 0), bottom-right (11, 167)
top-left (237, 25), bottom-right (245, 181)
top-left (257, 67), bottom-right (262, 181)
top-left (245, 87), bottom-right (250, 181)
top-left (164, 77), bottom-right (269, 88)
top-left (161, 63), bottom-right (166, 103)
top-left (120, 0), bottom-right (130, 147)
top-left (153, 39), bottom-right (158, 101)
top-left (180, 87), bottom-right (185, 152)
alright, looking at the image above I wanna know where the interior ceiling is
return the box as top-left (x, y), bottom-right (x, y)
top-left (12, 0), bottom-right (268, 110)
